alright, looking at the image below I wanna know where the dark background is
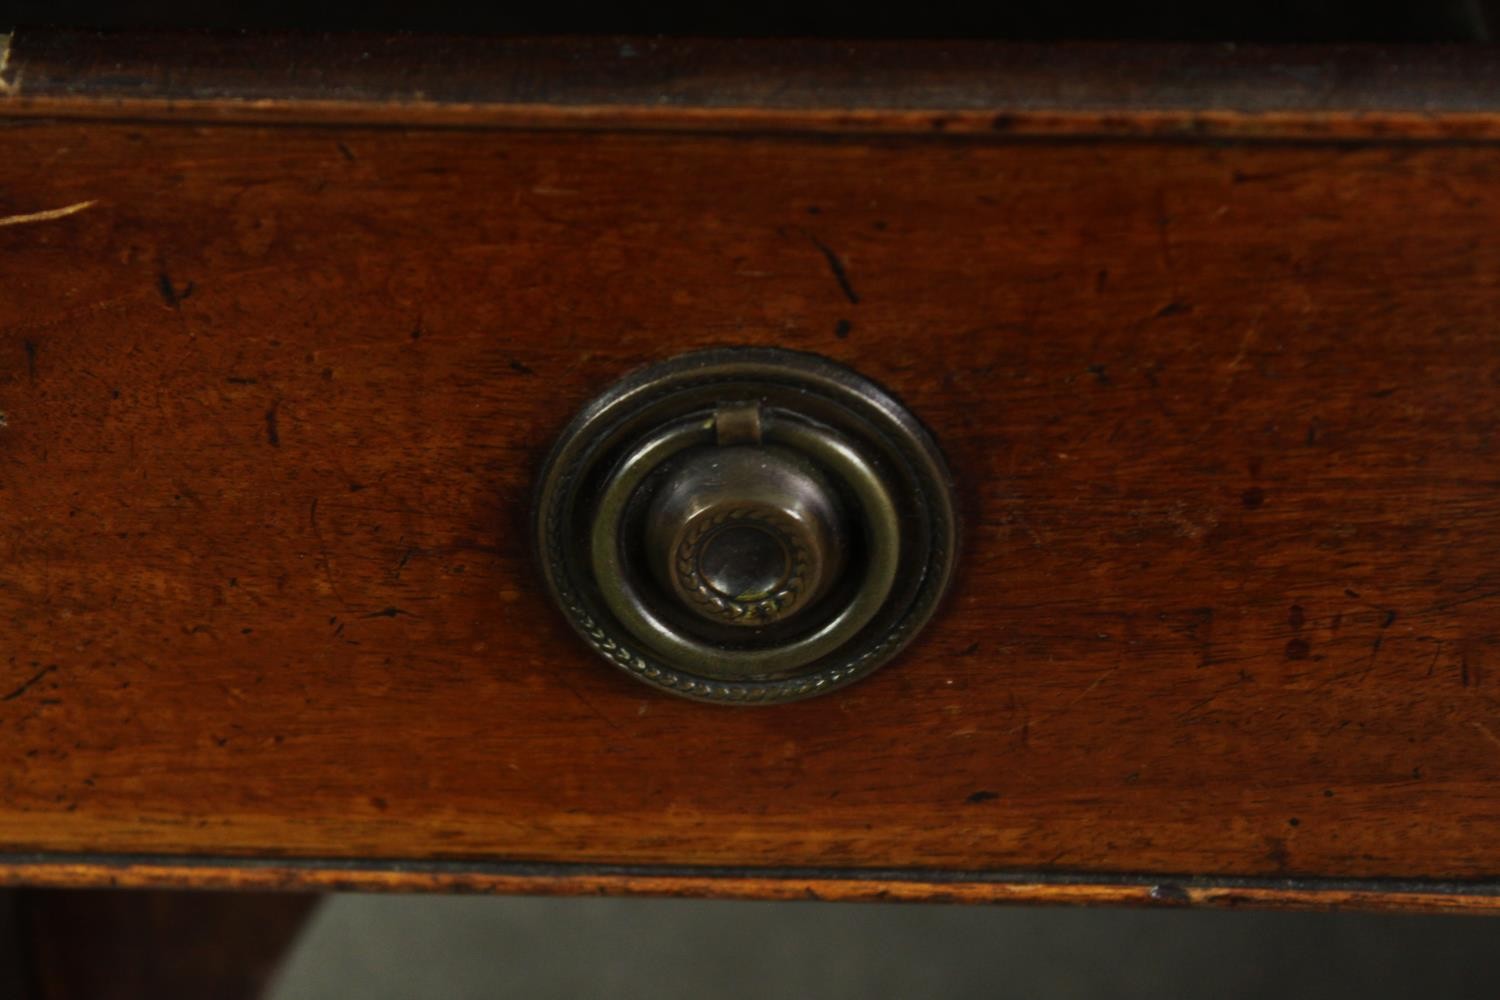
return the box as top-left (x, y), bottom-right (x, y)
top-left (2, 1), bottom-right (1497, 41)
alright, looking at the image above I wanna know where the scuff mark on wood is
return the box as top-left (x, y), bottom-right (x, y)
top-left (1149, 884), bottom-right (1190, 904)
top-left (265, 401), bottom-right (280, 447)
top-left (23, 338), bottom-right (37, 381)
top-left (0, 200), bottom-right (96, 228)
top-left (360, 607), bottom-right (416, 619)
top-left (157, 272), bottom-right (194, 309)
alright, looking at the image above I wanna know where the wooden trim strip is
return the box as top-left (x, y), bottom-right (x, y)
top-left (4, 855), bottom-right (1500, 913)
top-left (4, 31), bottom-right (1500, 139)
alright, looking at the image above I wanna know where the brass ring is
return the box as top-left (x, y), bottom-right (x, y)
top-left (589, 414), bottom-right (901, 680)
top-left (534, 347), bottom-right (957, 704)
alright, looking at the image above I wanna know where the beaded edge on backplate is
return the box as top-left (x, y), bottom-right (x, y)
top-left (533, 347), bottom-right (958, 705)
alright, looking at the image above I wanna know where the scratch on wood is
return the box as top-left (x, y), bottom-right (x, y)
top-left (308, 498), bottom-right (353, 611)
top-left (1474, 721), bottom-right (1500, 754)
top-left (1004, 666), bottom-right (1119, 736)
top-left (806, 233), bottom-right (860, 304)
top-left (1154, 189), bottom-right (1176, 281)
top-left (554, 670), bottom-right (622, 733)
top-left (394, 546), bottom-right (417, 580)
top-left (0, 200), bottom-right (96, 228)
top-left (3, 664), bottom-right (57, 702)
top-left (1225, 324), bottom-right (1260, 373)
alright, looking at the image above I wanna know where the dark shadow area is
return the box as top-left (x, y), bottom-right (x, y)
top-left (2, 1), bottom-right (1497, 41)
top-left (5, 889), bottom-right (318, 1000)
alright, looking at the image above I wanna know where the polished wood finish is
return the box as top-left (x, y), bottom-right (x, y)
top-left (4, 35), bottom-right (1500, 907)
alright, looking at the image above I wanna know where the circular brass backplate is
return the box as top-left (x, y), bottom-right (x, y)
top-left (533, 348), bottom-right (957, 704)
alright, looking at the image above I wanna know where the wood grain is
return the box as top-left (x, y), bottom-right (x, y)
top-left (3, 97), bottom-right (1500, 896)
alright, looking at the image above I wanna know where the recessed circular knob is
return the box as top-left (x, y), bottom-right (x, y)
top-left (535, 348), bottom-right (957, 704)
top-left (645, 443), bottom-right (848, 627)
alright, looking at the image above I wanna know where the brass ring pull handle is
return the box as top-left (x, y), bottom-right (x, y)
top-left (535, 348), bottom-right (957, 704)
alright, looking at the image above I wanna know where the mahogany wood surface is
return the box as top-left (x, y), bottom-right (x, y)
top-left (3, 36), bottom-right (1500, 905)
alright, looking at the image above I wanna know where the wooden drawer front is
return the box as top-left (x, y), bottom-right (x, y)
top-left (4, 36), bottom-right (1500, 908)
